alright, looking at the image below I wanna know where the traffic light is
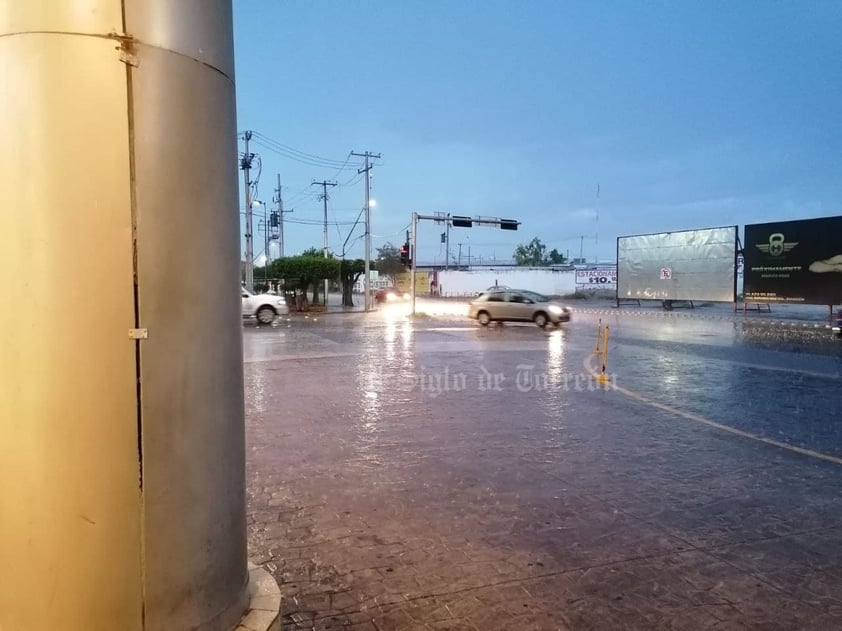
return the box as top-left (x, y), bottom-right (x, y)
top-left (451, 216), bottom-right (473, 228)
top-left (269, 212), bottom-right (279, 228)
top-left (441, 232), bottom-right (446, 243)
top-left (399, 242), bottom-right (411, 266)
top-left (500, 219), bottom-right (518, 231)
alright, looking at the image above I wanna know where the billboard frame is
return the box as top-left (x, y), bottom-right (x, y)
top-left (615, 225), bottom-right (739, 307)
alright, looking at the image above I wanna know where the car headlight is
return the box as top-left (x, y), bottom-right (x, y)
top-left (403, 292), bottom-right (410, 300)
top-left (548, 305), bottom-right (563, 315)
top-left (386, 293), bottom-right (397, 302)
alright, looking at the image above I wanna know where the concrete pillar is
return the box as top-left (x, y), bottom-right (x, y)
top-left (0, 2), bottom-right (248, 630)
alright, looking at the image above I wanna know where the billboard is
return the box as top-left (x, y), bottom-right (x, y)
top-left (617, 226), bottom-right (737, 302)
top-left (575, 267), bottom-right (617, 287)
top-left (744, 216), bottom-right (842, 305)
top-left (396, 271), bottom-right (431, 294)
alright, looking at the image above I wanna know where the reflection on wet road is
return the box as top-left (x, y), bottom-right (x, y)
top-left (243, 307), bottom-right (842, 630)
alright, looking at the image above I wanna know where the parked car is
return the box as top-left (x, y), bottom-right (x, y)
top-left (375, 287), bottom-right (410, 303)
top-left (242, 287), bottom-right (289, 324)
top-left (468, 289), bottom-right (571, 327)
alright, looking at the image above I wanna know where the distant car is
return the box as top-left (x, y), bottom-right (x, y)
top-left (375, 287), bottom-right (410, 303)
top-left (834, 310), bottom-right (842, 338)
top-left (468, 289), bottom-right (572, 327)
top-left (242, 287), bottom-right (290, 324)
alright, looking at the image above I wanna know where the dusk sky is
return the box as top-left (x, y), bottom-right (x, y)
top-left (233, 1), bottom-right (842, 265)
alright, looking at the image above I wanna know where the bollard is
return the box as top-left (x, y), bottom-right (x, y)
top-left (597, 324), bottom-right (610, 384)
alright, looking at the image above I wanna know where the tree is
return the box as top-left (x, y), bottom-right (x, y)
top-left (271, 255), bottom-right (339, 309)
top-left (513, 238), bottom-right (566, 266)
top-left (375, 242), bottom-right (406, 283)
top-left (547, 248), bottom-right (565, 265)
top-left (339, 259), bottom-right (366, 307)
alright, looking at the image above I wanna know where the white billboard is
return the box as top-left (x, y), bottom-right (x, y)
top-left (617, 226), bottom-right (738, 302)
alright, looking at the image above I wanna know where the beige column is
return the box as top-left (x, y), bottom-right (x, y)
top-left (0, 2), bottom-right (248, 630)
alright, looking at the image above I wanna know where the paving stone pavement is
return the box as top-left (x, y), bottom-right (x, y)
top-left (243, 310), bottom-right (842, 630)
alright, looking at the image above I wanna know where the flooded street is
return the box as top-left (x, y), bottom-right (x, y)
top-left (243, 304), bottom-right (842, 630)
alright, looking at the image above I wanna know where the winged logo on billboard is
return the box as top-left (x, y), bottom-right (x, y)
top-left (756, 232), bottom-right (797, 257)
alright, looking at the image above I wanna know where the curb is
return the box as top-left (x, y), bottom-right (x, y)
top-left (235, 562), bottom-right (281, 631)
top-left (572, 307), bottom-right (834, 330)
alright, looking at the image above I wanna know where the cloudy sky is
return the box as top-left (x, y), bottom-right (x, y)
top-left (233, 1), bottom-right (841, 264)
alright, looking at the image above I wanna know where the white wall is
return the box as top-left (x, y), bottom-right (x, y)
top-left (437, 269), bottom-right (578, 297)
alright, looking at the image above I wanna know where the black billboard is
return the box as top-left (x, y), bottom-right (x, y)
top-left (744, 216), bottom-right (842, 305)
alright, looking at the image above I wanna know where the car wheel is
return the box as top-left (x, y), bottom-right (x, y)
top-left (256, 306), bottom-right (276, 325)
top-left (534, 312), bottom-right (548, 328)
top-left (477, 311), bottom-right (491, 326)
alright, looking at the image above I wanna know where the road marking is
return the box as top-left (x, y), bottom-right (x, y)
top-left (586, 356), bottom-right (842, 467)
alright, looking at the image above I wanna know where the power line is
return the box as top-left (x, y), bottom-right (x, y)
top-left (251, 131), bottom-right (351, 166)
top-left (250, 132), bottom-right (357, 169)
top-left (284, 217), bottom-right (356, 226)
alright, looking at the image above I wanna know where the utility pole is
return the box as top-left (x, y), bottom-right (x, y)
top-left (445, 214), bottom-right (451, 270)
top-left (241, 131), bottom-right (254, 290)
top-left (263, 203), bottom-right (269, 287)
top-left (351, 150), bottom-right (381, 311)
top-left (579, 235), bottom-right (584, 262)
top-left (312, 179), bottom-right (337, 305)
top-left (273, 174), bottom-right (291, 259)
top-left (410, 212), bottom-right (418, 316)
top-left (457, 242), bottom-right (463, 268)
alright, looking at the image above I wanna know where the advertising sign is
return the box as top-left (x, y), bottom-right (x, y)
top-left (617, 226), bottom-right (737, 302)
top-left (575, 268), bottom-right (617, 287)
top-left (396, 271), bottom-right (430, 294)
top-left (744, 216), bottom-right (842, 304)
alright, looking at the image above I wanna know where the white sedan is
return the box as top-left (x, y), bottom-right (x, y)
top-left (241, 287), bottom-right (289, 324)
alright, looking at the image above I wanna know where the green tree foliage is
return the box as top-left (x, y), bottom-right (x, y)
top-left (547, 248), bottom-right (565, 264)
top-left (271, 254), bottom-right (339, 307)
top-left (513, 238), bottom-right (567, 266)
top-left (376, 242), bottom-right (405, 282)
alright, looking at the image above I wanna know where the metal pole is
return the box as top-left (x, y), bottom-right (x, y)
top-left (445, 214), bottom-right (450, 271)
top-left (411, 212), bottom-right (418, 316)
top-left (243, 131), bottom-right (253, 290)
top-left (351, 151), bottom-right (380, 311)
top-left (458, 243), bottom-right (462, 268)
top-left (364, 155), bottom-right (371, 311)
top-left (277, 173), bottom-right (284, 258)
top-left (264, 207), bottom-right (269, 289)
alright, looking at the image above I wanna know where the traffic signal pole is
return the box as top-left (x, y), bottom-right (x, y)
top-left (409, 213), bottom-right (519, 316)
top-left (410, 212), bottom-right (418, 316)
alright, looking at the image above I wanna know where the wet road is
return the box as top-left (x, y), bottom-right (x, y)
top-left (243, 303), bottom-right (842, 630)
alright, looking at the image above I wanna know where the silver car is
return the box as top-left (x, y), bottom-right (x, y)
top-left (468, 289), bottom-right (572, 327)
